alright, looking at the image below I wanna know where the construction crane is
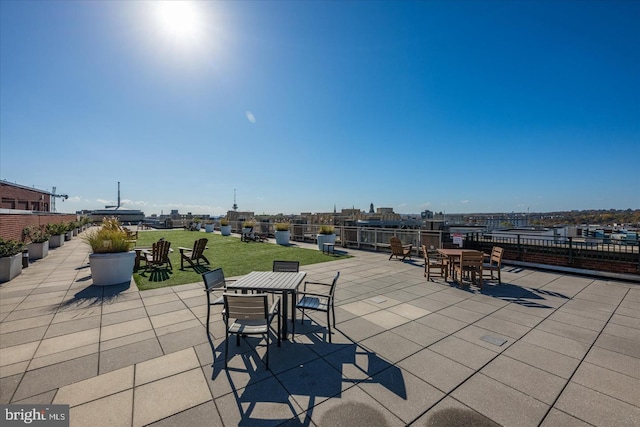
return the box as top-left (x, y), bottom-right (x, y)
top-left (51, 186), bottom-right (68, 213)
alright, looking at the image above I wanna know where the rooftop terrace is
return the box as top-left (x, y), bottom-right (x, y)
top-left (1, 232), bottom-right (639, 426)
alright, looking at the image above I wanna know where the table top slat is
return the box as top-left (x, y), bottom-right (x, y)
top-left (227, 271), bottom-right (306, 292)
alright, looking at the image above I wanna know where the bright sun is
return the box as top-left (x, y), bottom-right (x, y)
top-left (155, 1), bottom-right (203, 44)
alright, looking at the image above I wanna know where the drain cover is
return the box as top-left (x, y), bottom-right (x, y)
top-left (480, 335), bottom-right (508, 346)
top-left (369, 296), bottom-right (387, 304)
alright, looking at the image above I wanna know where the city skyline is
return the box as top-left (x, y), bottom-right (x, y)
top-left (1, 1), bottom-right (639, 216)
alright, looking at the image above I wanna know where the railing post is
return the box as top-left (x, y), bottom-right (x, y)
top-left (568, 237), bottom-right (573, 264)
top-left (517, 234), bottom-right (522, 261)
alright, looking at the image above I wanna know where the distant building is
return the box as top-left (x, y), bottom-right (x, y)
top-left (90, 207), bottom-right (144, 224)
top-left (0, 180), bottom-right (51, 212)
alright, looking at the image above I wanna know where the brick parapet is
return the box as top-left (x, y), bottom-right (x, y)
top-left (0, 213), bottom-right (78, 241)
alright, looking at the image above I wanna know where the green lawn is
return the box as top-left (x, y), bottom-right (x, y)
top-left (132, 230), bottom-right (349, 291)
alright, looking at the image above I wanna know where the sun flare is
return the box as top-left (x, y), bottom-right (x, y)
top-left (155, 1), bottom-right (203, 44)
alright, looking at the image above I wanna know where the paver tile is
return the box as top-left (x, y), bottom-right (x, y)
top-left (452, 373), bottom-right (549, 427)
top-left (54, 365), bottom-right (133, 407)
top-left (133, 368), bottom-right (211, 427)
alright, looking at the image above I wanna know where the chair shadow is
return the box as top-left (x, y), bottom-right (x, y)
top-left (140, 268), bottom-right (173, 282)
top-left (206, 327), bottom-right (407, 426)
top-left (181, 264), bottom-right (210, 275)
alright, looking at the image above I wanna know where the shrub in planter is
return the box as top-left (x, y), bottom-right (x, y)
top-left (317, 225), bottom-right (336, 251)
top-left (82, 217), bottom-right (135, 286)
top-left (22, 225), bottom-right (50, 260)
top-left (0, 237), bottom-right (25, 282)
top-left (46, 223), bottom-right (68, 248)
top-left (220, 218), bottom-right (231, 236)
top-left (274, 222), bottom-right (291, 245)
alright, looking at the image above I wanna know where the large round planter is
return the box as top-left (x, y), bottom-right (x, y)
top-left (49, 234), bottom-right (65, 248)
top-left (27, 241), bottom-right (49, 260)
top-left (317, 233), bottom-right (336, 251)
top-left (220, 225), bottom-right (232, 236)
top-left (0, 254), bottom-right (22, 283)
top-left (204, 223), bottom-right (214, 233)
top-left (89, 251), bottom-right (135, 286)
top-left (275, 230), bottom-right (290, 245)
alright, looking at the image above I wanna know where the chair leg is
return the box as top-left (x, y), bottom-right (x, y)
top-left (332, 304), bottom-right (336, 328)
top-left (327, 310), bottom-right (332, 343)
top-left (277, 306), bottom-right (281, 347)
top-left (224, 331), bottom-right (229, 368)
top-left (265, 332), bottom-right (269, 370)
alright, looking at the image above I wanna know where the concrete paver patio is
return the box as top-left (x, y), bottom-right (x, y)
top-left (1, 232), bottom-right (639, 426)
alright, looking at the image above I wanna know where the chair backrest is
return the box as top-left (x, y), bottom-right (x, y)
top-left (190, 238), bottom-right (208, 259)
top-left (442, 242), bottom-right (459, 249)
top-left (224, 293), bottom-right (268, 321)
top-left (327, 271), bottom-right (340, 298)
top-left (272, 260), bottom-right (300, 272)
top-left (202, 267), bottom-right (226, 292)
top-left (152, 240), bottom-right (171, 263)
top-left (490, 246), bottom-right (504, 266)
top-left (460, 251), bottom-right (483, 267)
top-left (390, 237), bottom-right (403, 253)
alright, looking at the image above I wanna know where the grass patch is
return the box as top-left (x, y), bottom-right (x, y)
top-left (133, 230), bottom-right (349, 291)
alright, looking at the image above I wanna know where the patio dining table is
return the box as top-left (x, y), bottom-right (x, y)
top-left (437, 248), bottom-right (484, 278)
top-left (226, 271), bottom-right (306, 340)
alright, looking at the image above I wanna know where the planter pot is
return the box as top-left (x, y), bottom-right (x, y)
top-left (65, 231), bottom-right (72, 241)
top-left (0, 254), bottom-right (22, 283)
top-left (27, 241), bottom-right (49, 260)
top-left (204, 224), bottom-right (214, 233)
top-left (89, 251), bottom-right (135, 286)
top-left (220, 225), bottom-right (232, 236)
top-left (317, 233), bottom-right (336, 251)
top-left (49, 234), bottom-right (65, 248)
top-left (72, 228), bottom-right (79, 237)
top-left (275, 230), bottom-right (291, 245)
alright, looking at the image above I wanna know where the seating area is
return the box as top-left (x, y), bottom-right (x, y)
top-left (1, 235), bottom-right (639, 427)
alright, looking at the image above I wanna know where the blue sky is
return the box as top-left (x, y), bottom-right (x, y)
top-left (1, 1), bottom-right (638, 217)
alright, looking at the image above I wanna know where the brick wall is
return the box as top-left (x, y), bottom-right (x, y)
top-left (0, 213), bottom-right (78, 241)
top-left (469, 242), bottom-right (639, 276)
top-left (1, 182), bottom-right (51, 212)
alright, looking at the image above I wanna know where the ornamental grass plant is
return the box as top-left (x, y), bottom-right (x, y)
top-left (82, 217), bottom-right (132, 253)
top-left (318, 225), bottom-right (335, 235)
top-left (274, 222), bottom-right (290, 231)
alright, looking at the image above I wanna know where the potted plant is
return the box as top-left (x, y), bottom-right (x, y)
top-left (316, 224), bottom-right (336, 251)
top-left (220, 218), bottom-right (232, 236)
top-left (22, 225), bottom-right (50, 261)
top-left (82, 217), bottom-right (135, 286)
top-left (46, 222), bottom-right (67, 248)
top-left (70, 220), bottom-right (80, 236)
top-left (0, 237), bottom-right (25, 282)
top-left (274, 222), bottom-right (291, 245)
top-left (64, 221), bottom-right (75, 241)
top-left (204, 220), bottom-right (214, 233)
top-left (192, 217), bottom-right (202, 231)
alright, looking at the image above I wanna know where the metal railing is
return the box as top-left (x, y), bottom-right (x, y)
top-left (207, 221), bottom-right (639, 276)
